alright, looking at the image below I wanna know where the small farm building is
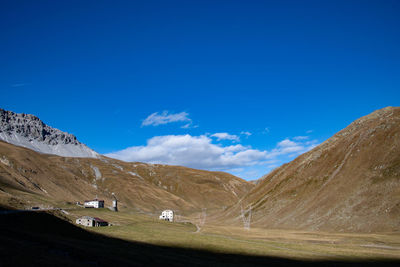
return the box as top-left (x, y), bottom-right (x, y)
top-left (159, 210), bottom-right (174, 221)
top-left (76, 216), bottom-right (108, 227)
top-left (84, 199), bottom-right (104, 208)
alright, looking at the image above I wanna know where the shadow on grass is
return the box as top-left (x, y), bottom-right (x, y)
top-left (0, 208), bottom-right (398, 267)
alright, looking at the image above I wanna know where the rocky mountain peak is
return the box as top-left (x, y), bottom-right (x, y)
top-left (0, 108), bottom-right (98, 158)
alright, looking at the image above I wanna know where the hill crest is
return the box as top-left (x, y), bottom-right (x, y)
top-left (216, 107), bottom-right (400, 232)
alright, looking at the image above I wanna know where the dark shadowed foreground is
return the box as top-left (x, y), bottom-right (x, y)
top-left (0, 208), bottom-right (399, 267)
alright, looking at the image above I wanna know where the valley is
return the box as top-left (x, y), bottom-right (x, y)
top-left (74, 208), bottom-right (400, 261)
top-left (1, 206), bottom-right (399, 266)
top-left (0, 107), bottom-right (399, 266)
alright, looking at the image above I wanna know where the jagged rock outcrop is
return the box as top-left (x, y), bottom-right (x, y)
top-left (0, 108), bottom-right (98, 158)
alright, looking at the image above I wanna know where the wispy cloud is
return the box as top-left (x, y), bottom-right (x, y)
top-left (293, 136), bottom-right (309, 141)
top-left (240, 131), bottom-right (252, 137)
top-left (141, 111), bottom-right (192, 127)
top-left (181, 123), bottom-right (198, 129)
top-left (211, 132), bottom-right (240, 142)
top-left (11, 83), bottom-right (29, 87)
top-left (262, 127), bottom-right (270, 134)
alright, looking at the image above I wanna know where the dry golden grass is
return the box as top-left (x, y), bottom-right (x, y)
top-left (218, 107), bottom-right (400, 232)
top-left (68, 208), bottom-right (400, 262)
top-left (0, 139), bottom-right (252, 215)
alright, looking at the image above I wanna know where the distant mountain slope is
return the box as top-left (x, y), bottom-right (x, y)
top-left (218, 107), bottom-right (400, 232)
top-left (0, 108), bottom-right (98, 158)
top-left (0, 140), bottom-right (253, 214)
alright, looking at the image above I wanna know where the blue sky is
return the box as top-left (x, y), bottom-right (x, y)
top-left (1, 0), bottom-right (399, 180)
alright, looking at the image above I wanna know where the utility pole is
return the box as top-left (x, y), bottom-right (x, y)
top-left (199, 208), bottom-right (207, 227)
top-left (112, 192), bottom-right (118, 212)
top-left (241, 204), bottom-right (251, 230)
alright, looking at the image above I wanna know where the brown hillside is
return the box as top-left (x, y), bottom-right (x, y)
top-left (0, 141), bottom-right (253, 215)
top-left (217, 107), bottom-right (400, 232)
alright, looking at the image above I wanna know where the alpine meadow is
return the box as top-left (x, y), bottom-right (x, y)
top-left (1, 1), bottom-right (400, 266)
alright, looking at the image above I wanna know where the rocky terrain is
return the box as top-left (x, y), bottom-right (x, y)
top-left (216, 107), bottom-right (400, 232)
top-left (0, 108), bottom-right (98, 158)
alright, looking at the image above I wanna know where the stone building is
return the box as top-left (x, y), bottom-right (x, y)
top-left (76, 216), bottom-right (108, 227)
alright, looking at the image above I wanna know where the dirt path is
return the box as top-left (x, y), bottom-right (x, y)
top-left (195, 224), bottom-right (201, 233)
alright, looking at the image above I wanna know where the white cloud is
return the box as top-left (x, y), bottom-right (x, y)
top-left (305, 140), bottom-right (318, 145)
top-left (293, 136), bottom-right (309, 141)
top-left (141, 111), bottom-right (191, 127)
top-left (105, 135), bottom-right (319, 178)
top-left (274, 138), bottom-right (316, 156)
top-left (240, 131), bottom-right (252, 137)
top-left (181, 123), bottom-right (198, 129)
top-left (106, 134), bottom-right (266, 170)
top-left (211, 132), bottom-right (240, 142)
top-left (277, 139), bottom-right (298, 147)
top-left (181, 123), bottom-right (191, 129)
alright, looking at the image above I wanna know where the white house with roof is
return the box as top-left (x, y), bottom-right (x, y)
top-left (84, 199), bottom-right (104, 208)
top-left (159, 210), bottom-right (174, 222)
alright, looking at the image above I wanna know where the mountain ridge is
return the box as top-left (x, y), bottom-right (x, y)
top-left (0, 139), bottom-right (253, 214)
top-left (215, 107), bottom-right (400, 232)
top-left (1, 106), bottom-right (399, 233)
top-left (0, 108), bottom-right (98, 158)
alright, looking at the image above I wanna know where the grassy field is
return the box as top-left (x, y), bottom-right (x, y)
top-left (68, 208), bottom-right (400, 263)
top-left (1, 206), bottom-right (399, 266)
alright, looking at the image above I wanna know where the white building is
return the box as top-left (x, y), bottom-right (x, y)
top-left (76, 216), bottom-right (108, 227)
top-left (84, 199), bottom-right (104, 208)
top-left (159, 210), bottom-right (174, 222)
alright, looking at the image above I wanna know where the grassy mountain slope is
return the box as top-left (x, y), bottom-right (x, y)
top-left (217, 107), bottom-right (400, 232)
top-left (0, 141), bottom-right (253, 215)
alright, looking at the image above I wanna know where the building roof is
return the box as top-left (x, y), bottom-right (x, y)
top-left (162, 210), bottom-right (173, 213)
top-left (78, 216), bottom-right (107, 223)
top-left (93, 217), bottom-right (108, 223)
top-left (79, 216), bottom-right (95, 220)
top-left (84, 199), bottom-right (104, 202)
